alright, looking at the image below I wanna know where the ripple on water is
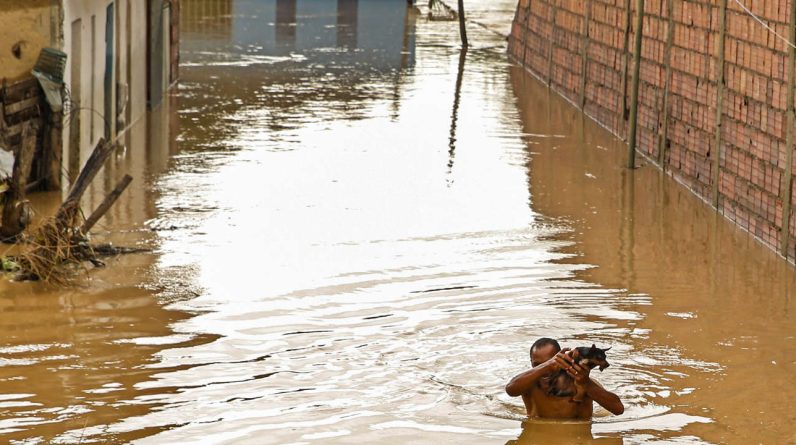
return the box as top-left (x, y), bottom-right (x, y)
top-left (4, 2), bottom-right (728, 443)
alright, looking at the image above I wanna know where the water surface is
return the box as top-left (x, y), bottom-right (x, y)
top-left (1, 1), bottom-right (795, 444)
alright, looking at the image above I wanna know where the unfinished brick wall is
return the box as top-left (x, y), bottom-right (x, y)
top-left (509, 0), bottom-right (796, 261)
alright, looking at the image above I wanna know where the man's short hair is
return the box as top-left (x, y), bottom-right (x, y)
top-left (530, 337), bottom-right (561, 355)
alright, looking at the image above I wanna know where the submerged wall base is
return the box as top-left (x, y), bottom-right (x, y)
top-left (509, 0), bottom-right (796, 262)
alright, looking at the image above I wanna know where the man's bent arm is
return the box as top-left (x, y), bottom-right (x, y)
top-left (505, 362), bottom-right (556, 397)
top-left (585, 380), bottom-right (624, 415)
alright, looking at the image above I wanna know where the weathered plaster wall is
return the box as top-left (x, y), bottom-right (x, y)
top-left (0, 1), bottom-right (57, 81)
top-left (509, 0), bottom-right (796, 262)
top-left (126, 0), bottom-right (149, 125)
top-left (62, 0), bottom-right (148, 160)
top-left (0, 0), bottom-right (178, 194)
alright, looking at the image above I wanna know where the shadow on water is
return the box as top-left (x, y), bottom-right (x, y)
top-left (507, 420), bottom-right (623, 445)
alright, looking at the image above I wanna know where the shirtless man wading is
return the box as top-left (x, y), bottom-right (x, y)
top-left (505, 338), bottom-right (624, 419)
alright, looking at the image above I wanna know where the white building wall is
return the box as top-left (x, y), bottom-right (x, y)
top-left (62, 0), bottom-right (150, 168)
top-left (129, 0), bottom-right (148, 124)
top-left (64, 1), bottom-right (103, 155)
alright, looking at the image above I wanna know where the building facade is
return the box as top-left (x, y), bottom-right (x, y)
top-left (0, 0), bottom-right (179, 189)
top-left (62, 0), bottom-right (180, 165)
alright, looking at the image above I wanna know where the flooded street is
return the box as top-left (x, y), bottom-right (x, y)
top-left (1, 1), bottom-right (796, 444)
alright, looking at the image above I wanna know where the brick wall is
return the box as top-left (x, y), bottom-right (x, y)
top-left (509, 0), bottom-right (796, 261)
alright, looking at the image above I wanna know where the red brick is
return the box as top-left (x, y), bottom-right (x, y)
top-left (509, 0), bottom-right (796, 260)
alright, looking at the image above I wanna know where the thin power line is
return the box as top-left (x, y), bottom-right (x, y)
top-left (732, 0), bottom-right (796, 50)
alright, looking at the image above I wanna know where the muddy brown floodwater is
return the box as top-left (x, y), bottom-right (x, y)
top-left (1, 1), bottom-right (795, 444)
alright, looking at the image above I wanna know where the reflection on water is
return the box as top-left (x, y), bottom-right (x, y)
top-left (512, 68), bottom-right (796, 444)
top-left (447, 48), bottom-right (466, 177)
top-left (0, 1), bottom-right (794, 444)
top-left (507, 420), bottom-right (623, 445)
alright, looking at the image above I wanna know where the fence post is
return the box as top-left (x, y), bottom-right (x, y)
top-left (711, 0), bottom-right (729, 207)
top-left (780, 0), bottom-right (796, 257)
top-left (620, 0), bottom-right (633, 125)
top-left (521, 0), bottom-right (533, 66)
top-left (457, 0), bottom-right (468, 48)
top-left (547, 0), bottom-right (558, 86)
top-left (579, 0), bottom-right (592, 109)
top-left (658, 0), bottom-right (674, 168)
top-left (626, 0), bottom-right (645, 169)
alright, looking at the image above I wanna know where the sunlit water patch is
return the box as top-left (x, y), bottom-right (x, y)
top-left (0, 1), bottom-right (761, 444)
top-left (51, 2), bottom-right (719, 444)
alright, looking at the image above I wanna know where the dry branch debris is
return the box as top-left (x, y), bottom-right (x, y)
top-left (1, 138), bottom-right (144, 284)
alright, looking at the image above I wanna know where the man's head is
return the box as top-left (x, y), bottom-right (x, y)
top-left (530, 337), bottom-right (561, 367)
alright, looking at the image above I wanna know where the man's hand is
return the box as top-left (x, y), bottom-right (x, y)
top-left (551, 348), bottom-right (577, 373)
top-left (548, 348), bottom-right (572, 372)
top-left (559, 350), bottom-right (625, 415)
top-left (567, 361), bottom-right (590, 388)
top-left (553, 349), bottom-right (590, 388)
top-left (505, 348), bottom-right (572, 397)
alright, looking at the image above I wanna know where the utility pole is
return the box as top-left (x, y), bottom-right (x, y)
top-left (457, 0), bottom-right (468, 48)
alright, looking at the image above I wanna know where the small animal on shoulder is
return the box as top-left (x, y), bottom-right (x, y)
top-left (543, 344), bottom-right (611, 403)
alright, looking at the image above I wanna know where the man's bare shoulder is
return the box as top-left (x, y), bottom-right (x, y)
top-left (590, 379), bottom-right (605, 389)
